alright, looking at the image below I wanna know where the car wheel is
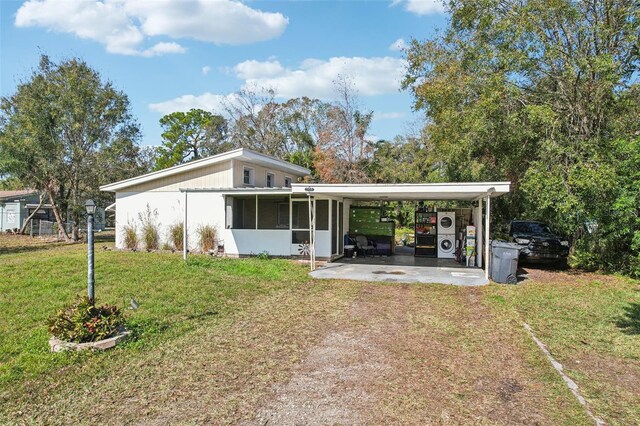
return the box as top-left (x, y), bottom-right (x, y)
top-left (556, 258), bottom-right (568, 270)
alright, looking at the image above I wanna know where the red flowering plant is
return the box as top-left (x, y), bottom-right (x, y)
top-left (48, 297), bottom-right (126, 343)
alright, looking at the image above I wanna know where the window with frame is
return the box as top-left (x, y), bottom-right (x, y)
top-left (243, 167), bottom-right (254, 186)
top-left (284, 176), bottom-right (292, 188)
top-left (266, 172), bottom-right (275, 188)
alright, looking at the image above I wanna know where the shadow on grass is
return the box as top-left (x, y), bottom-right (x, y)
top-left (0, 241), bottom-right (72, 255)
top-left (0, 232), bottom-right (115, 255)
top-left (616, 303), bottom-right (640, 335)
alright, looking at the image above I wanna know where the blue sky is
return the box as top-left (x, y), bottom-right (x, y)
top-left (1, 0), bottom-right (447, 147)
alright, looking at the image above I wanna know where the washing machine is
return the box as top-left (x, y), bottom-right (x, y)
top-left (437, 211), bottom-right (456, 234)
top-left (438, 234), bottom-right (456, 258)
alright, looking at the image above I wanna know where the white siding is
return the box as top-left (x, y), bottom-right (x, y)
top-left (125, 161), bottom-right (232, 192)
top-left (233, 161), bottom-right (304, 188)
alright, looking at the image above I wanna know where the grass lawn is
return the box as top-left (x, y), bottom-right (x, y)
top-left (485, 268), bottom-right (640, 425)
top-left (0, 233), bottom-right (638, 424)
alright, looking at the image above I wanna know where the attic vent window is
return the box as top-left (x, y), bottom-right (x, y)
top-left (266, 172), bottom-right (275, 188)
top-left (284, 177), bottom-right (292, 188)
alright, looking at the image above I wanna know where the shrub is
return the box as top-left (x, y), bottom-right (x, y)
top-left (122, 223), bottom-right (138, 250)
top-left (169, 222), bottom-right (184, 251)
top-left (257, 251), bottom-right (270, 260)
top-left (141, 222), bottom-right (159, 250)
top-left (48, 297), bottom-right (125, 343)
top-left (197, 224), bottom-right (216, 252)
top-left (138, 204), bottom-right (160, 251)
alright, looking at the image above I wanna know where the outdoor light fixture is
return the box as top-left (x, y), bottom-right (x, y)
top-left (85, 199), bottom-right (96, 215)
top-left (85, 199), bottom-right (96, 305)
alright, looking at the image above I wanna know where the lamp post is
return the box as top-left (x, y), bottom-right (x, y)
top-left (85, 199), bottom-right (96, 305)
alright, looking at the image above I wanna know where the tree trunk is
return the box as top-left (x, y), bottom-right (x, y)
top-left (18, 193), bottom-right (46, 235)
top-left (48, 191), bottom-right (72, 241)
top-left (71, 181), bottom-right (80, 241)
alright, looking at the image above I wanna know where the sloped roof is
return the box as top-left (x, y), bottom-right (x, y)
top-left (0, 189), bottom-right (38, 201)
top-left (100, 148), bottom-right (310, 192)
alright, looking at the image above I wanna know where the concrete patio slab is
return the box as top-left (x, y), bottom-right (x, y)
top-left (310, 258), bottom-right (488, 286)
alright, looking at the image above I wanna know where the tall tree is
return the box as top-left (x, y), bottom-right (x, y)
top-left (155, 109), bottom-right (229, 170)
top-left (314, 76), bottom-right (374, 183)
top-left (224, 88), bottom-right (329, 173)
top-left (0, 55), bottom-right (142, 240)
top-left (403, 0), bottom-right (640, 274)
top-left (225, 86), bottom-right (286, 157)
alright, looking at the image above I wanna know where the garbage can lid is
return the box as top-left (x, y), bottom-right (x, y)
top-left (491, 240), bottom-right (521, 250)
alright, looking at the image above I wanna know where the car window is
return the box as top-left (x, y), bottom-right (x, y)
top-left (528, 223), bottom-right (553, 234)
top-left (512, 222), bottom-right (554, 234)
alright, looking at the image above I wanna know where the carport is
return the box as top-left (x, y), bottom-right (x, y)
top-left (290, 182), bottom-right (511, 284)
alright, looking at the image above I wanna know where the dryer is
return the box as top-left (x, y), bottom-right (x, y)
top-left (437, 211), bottom-right (456, 235)
top-left (438, 234), bottom-right (456, 258)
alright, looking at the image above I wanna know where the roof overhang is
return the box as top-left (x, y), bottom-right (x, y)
top-left (100, 148), bottom-right (311, 192)
top-left (0, 190), bottom-right (38, 202)
top-left (180, 188), bottom-right (292, 196)
top-left (290, 182), bottom-right (510, 201)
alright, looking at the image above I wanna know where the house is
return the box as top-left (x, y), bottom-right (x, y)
top-left (0, 189), bottom-right (106, 234)
top-left (101, 148), bottom-right (510, 280)
top-left (101, 148), bottom-right (310, 255)
top-left (0, 190), bottom-right (40, 232)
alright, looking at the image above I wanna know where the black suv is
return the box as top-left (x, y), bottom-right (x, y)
top-left (509, 220), bottom-right (569, 265)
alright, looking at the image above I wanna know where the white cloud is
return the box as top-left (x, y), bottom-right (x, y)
top-left (151, 55), bottom-right (407, 116)
top-left (392, 0), bottom-right (445, 15)
top-left (148, 92), bottom-right (240, 115)
top-left (140, 42), bottom-right (186, 57)
top-left (234, 60), bottom-right (285, 79)
top-left (389, 38), bottom-right (406, 51)
top-left (15, 0), bottom-right (288, 56)
top-left (202, 65), bottom-right (211, 75)
top-left (233, 56), bottom-right (407, 99)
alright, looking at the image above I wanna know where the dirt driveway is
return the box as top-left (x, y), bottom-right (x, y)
top-left (249, 283), bottom-right (587, 425)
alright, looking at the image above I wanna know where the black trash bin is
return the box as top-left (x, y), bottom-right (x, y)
top-left (490, 241), bottom-right (521, 284)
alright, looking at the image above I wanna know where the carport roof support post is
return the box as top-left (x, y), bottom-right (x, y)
top-left (183, 191), bottom-right (188, 260)
top-left (484, 188), bottom-right (494, 280)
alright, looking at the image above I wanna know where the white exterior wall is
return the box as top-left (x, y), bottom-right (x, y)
top-left (223, 229), bottom-right (291, 257)
top-left (233, 160), bottom-right (304, 188)
top-left (114, 191), bottom-right (334, 258)
top-left (115, 191), bottom-right (225, 252)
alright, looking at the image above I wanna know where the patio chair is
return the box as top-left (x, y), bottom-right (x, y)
top-left (355, 235), bottom-right (376, 257)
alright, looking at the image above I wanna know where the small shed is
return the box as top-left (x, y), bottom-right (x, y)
top-left (0, 190), bottom-right (39, 232)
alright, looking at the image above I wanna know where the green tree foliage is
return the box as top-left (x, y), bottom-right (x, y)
top-left (403, 0), bottom-right (640, 275)
top-left (0, 55), bottom-right (143, 240)
top-left (368, 136), bottom-right (436, 184)
top-left (155, 109), bottom-right (229, 170)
